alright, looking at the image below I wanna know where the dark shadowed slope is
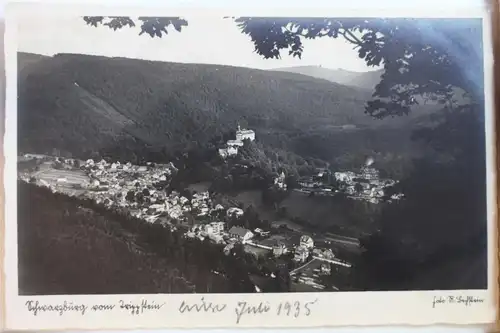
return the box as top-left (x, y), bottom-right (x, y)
top-left (18, 181), bottom-right (232, 294)
top-left (271, 65), bottom-right (384, 91)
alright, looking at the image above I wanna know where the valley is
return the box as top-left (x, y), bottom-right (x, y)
top-left (18, 52), bottom-right (436, 178)
top-left (16, 49), bottom-right (485, 295)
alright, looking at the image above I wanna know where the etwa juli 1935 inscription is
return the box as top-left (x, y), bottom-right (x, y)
top-left (3, 0), bottom-right (496, 330)
top-left (24, 297), bottom-right (320, 324)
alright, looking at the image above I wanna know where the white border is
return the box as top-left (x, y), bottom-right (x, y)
top-left (3, 1), bottom-right (497, 330)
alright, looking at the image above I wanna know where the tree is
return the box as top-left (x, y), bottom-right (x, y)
top-left (285, 174), bottom-right (299, 190)
top-left (83, 16), bottom-right (483, 116)
top-left (125, 190), bottom-right (135, 202)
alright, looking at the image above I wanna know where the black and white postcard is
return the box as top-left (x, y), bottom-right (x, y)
top-left (3, 0), bottom-right (497, 330)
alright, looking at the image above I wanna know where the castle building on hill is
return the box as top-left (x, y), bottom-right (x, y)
top-left (218, 124), bottom-right (256, 158)
top-left (227, 140), bottom-right (244, 147)
top-left (236, 124), bottom-right (255, 141)
top-left (218, 146), bottom-right (238, 158)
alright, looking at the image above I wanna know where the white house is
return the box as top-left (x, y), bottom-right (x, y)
top-left (236, 125), bottom-right (256, 141)
top-left (274, 171), bottom-right (287, 189)
top-left (293, 245), bottom-right (309, 262)
top-left (300, 235), bottom-right (314, 249)
top-left (227, 139), bottom-right (244, 147)
top-left (334, 171), bottom-right (356, 183)
top-left (210, 221), bottom-right (225, 234)
top-left (391, 193), bottom-right (404, 200)
top-left (145, 215), bottom-right (160, 224)
top-left (320, 263), bottom-right (332, 275)
top-left (313, 248), bottom-right (335, 260)
top-left (272, 243), bottom-right (288, 257)
top-left (370, 187), bottom-right (384, 198)
top-left (198, 207), bottom-right (210, 216)
top-left (204, 224), bottom-right (215, 234)
top-left (227, 207), bottom-right (244, 218)
top-left (218, 146), bottom-right (238, 158)
top-left (194, 192), bottom-right (210, 200)
top-left (228, 226), bottom-right (254, 243)
top-left (223, 243), bottom-right (235, 256)
top-left (208, 233), bottom-right (225, 244)
top-left (218, 148), bottom-right (228, 158)
top-left (227, 146), bottom-right (238, 155)
top-left (254, 228), bottom-right (270, 237)
top-left (149, 203), bottom-right (166, 212)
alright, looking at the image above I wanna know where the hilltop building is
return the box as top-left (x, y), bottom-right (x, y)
top-left (218, 124), bottom-right (256, 158)
top-left (236, 124), bottom-right (256, 141)
top-left (218, 146), bottom-right (238, 158)
top-left (227, 140), bottom-right (244, 147)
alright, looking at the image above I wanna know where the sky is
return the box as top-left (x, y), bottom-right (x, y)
top-left (17, 15), bottom-right (378, 72)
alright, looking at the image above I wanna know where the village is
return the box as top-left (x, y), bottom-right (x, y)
top-left (218, 125), bottom-right (402, 204)
top-left (17, 126), bottom-right (403, 291)
top-left (296, 158), bottom-right (404, 204)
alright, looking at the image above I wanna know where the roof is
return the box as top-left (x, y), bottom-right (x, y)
top-left (228, 226), bottom-right (251, 237)
top-left (300, 235), bottom-right (314, 243)
top-left (227, 140), bottom-right (243, 145)
top-left (237, 129), bottom-right (255, 134)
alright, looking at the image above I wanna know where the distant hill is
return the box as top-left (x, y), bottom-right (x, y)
top-left (271, 66), bottom-right (384, 91)
top-left (18, 52), bottom-right (435, 170)
top-left (18, 52), bottom-right (50, 77)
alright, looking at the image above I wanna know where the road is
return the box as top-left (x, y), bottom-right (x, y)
top-left (319, 233), bottom-right (360, 247)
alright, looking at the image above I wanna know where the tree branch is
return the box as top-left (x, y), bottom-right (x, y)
top-left (341, 28), bottom-right (363, 46)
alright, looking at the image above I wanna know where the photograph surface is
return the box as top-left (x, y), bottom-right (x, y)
top-left (4, 2), bottom-right (496, 330)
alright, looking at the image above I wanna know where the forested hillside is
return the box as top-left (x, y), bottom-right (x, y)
top-left (18, 52), bottom-right (435, 173)
top-left (271, 66), bottom-right (384, 91)
top-left (18, 181), bottom-right (258, 295)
